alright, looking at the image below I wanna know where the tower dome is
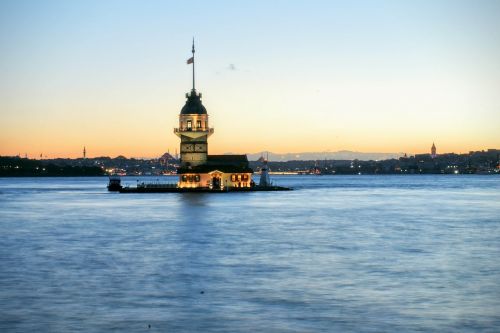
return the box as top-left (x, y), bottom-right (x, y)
top-left (180, 90), bottom-right (207, 115)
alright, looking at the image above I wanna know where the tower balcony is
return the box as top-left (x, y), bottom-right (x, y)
top-left (174, 127), bottom-right (214, 138)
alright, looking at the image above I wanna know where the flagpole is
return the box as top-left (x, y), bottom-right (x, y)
top-left (192, 38), bottom-right (195, 91)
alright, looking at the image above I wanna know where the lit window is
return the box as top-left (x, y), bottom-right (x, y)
top-left (187, 120), bottom-right (192, 130)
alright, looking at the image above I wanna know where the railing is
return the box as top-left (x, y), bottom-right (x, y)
top-left (137, 182), bottom-right (178, 189)
top-left (174, 127), bottom-right (214, 134)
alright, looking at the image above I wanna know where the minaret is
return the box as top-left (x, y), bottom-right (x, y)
top-left (83, 146), bottom-right (86, 159)
top-left (174, 40), bottom-right (213, 167)
top-left (431, 142), bottom-right (437, 158)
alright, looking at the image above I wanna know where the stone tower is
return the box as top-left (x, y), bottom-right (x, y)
top-left (174, 40), bottom-right (213, 167)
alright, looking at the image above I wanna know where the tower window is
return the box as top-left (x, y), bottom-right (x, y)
top-left (197, 120), bottom-right (201, 129)
top-left (187, 120), bottom-right (192, 130)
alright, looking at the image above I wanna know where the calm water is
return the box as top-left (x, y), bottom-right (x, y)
top-left (0, 175), bottom-right (499, 332)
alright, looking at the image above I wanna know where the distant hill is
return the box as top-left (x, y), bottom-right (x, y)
top-left (244, 151), bottom-right (404, 161)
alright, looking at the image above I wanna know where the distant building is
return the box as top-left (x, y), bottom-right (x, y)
top-left (173, 41), bottom-right (253, 189)
top-left (159, 151), bottom-right (174, 163)
top-left (431, 142), bottom-right (437, 158)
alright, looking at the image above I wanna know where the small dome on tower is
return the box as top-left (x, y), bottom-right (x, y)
top-left (180, 90), bottom-right (207, 115)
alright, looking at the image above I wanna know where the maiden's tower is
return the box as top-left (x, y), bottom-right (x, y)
top-left (108, 41), bottom-right (289, 193)
top-left (174, 41), bottom-right (253, 189)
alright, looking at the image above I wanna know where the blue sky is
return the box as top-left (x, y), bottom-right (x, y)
top-left (1, 0), bottom-right (499, 157)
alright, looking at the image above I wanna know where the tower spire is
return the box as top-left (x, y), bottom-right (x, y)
top-left (192, 38), bottom-right (195, 91)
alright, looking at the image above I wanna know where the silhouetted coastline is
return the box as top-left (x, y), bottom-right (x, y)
top-left (1, 149), bottom-right (498, 177)
top-left (0, 156), bottom-right (104, 177)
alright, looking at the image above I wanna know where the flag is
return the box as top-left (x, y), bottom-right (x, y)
top-left (187, 57), bottom-right (194, 64)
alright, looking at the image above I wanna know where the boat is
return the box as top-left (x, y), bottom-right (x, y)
top-left (107, 175), bottom-right (122, 191)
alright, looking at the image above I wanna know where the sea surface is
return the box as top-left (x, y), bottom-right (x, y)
top-left (0, 175), bottom-right (499, 332)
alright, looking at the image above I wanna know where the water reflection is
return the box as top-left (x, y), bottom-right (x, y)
top-left (178, 192), bottom-right (210, 208)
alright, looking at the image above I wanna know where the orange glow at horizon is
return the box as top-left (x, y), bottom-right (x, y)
top-left (1, 82), bottom-right (499, 159)
top-left (1, 85), bottom-right (499, 159)
top-left (1, 123), bottom-right (497, 160)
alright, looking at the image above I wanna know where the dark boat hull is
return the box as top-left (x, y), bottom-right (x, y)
top-left (107, 184), bottom-right (123, 191)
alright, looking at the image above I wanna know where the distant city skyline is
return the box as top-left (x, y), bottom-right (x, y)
top-left (13, 145), bottom-right (500, 162)
top-left (1, 0), bottom-right (500, 158)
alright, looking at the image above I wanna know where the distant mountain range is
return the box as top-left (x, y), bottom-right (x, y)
top-left (242, 151), bottom-right (404, 162)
